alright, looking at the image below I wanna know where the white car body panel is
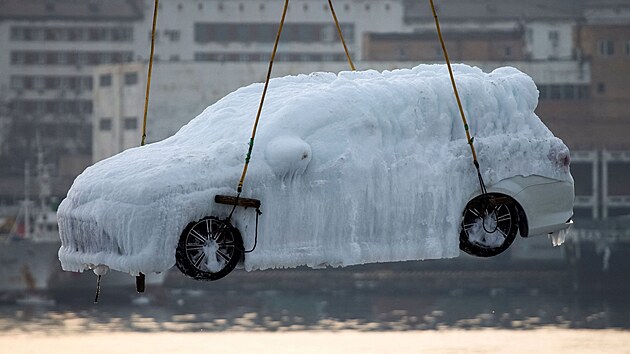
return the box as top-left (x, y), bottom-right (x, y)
top-left (482, 175), bottom-right (574, 238)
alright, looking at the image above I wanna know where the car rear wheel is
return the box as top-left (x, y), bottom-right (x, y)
top-left (459, 194), bottom-right (519, 257)
top-left (175, 216), bottom-right (243, 281)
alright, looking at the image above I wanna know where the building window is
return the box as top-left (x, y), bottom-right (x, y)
top-left (10, 76), bottom-right (24, 89)
top-left (10, 27), bottom-right (20, 40)
top-left (195, 23), bottom-right (354, 44)
top-left (578, 85), bottom-right (590, 99)
top-left (625, 41), bottom-right (630, 56)
top-left (164, 30), bottom-right (181, 42)
top-left (549, 30), bottom-right (559, 47)
top-left (124, 72), bottom-right (138, 85)
top-left (11, 52), bottom-right (22, 64)
top-left (82, 101), bottom-right (93, 114)
top-left (89, 28), bottom-right (107, 41)
top-left (538, 85), bottom-right (589, 101)
top-left (124, 117), bottom-right (138, 130)
top-left (598, 40), bottom-right (614, 57)
top-left (33, 77), bottom-right (45, 90)
top-left (504, 46), bottom-right (512, 57)
top-left (99, 74), bottom-right (112, 86)
top-left (111, 28), bottom-right (133, 41)
top-left (82, 77), bottom-right (94, 90)
top-left (597, 82), bottom-right (606, 94)
top-left (99, 118), bottom-right (112, 131)
top-left (562, 85), bottom-right (575, 100)
top-left (538, 85), bottom-right (548, 100)
top-left (320, 25), bottom-right (335, 43)
top-left (549, 85), bottom-right (562, 100)
top-left (68, 28), bottom-right (83, 41)
top-left (194, 52), bottom-right (210, 61)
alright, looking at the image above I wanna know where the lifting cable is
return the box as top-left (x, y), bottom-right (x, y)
top-left (92, 0), bottom-right (160, 302)
top-left (141, 0), bottom-right (159, 147)
top-left (232, 0), bottom-right (355, 210)
top-left (234, 0), bottom-right (290, 201)
top-left (428, 0), bottom-right (487, 195)
top-left (328, 0), bottom-right (356, 71)
top-left (115, 0), bottom-right (158, 299)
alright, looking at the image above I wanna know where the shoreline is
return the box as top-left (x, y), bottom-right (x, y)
top-left (2, 328), bottom-right (629, 354)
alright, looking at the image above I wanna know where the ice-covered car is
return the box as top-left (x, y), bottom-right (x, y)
top-left (58, 64), bottom-right (574, 282)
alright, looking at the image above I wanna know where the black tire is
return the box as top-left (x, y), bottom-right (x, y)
top-left (175, 216), bottom-right (243, 281)
top-left (459, 193), bottom-right (519, 257)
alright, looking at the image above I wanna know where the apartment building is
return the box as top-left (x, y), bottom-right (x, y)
top-left (1, 0), bottom-right (629, 219)
top-left (145, 0), bottom-right (405, 63)
top-left (361, 0), bottom-right (630, 220)
top-left (0, 0), bottom-right (408, 202)
top-left (0, 0), bottom-right (144, 202)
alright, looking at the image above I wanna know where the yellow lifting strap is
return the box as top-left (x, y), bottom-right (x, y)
top-left (328, 0), bottom-right (356, 71)
top-left (236, 0), bottom-right (355, 195)
top-left (428, 0), bottom-right (487, 194)
top-left (141, 0), bottom-right (159, 147)
top-left (236, 0), bottom-right (290, 194)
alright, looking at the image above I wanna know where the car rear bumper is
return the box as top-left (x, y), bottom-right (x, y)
top-left (515, 179), bottom-right (574, 237)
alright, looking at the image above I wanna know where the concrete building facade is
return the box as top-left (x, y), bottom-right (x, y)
top-left (145, 0), bottom-right (405, 63)
top-left (0, 0), bottom-right (408, 202)
top-left (92, 0), bottom-right (630, 221)
top-left (1, 0), bottom-right (629, 219)
top-left (0, 0), bottom-right (144, 202)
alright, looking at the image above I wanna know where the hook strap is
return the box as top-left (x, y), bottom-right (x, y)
top-left (141, 0), bottom-right (159, 147)
top-left (428, 0), bottom-right (486, 194)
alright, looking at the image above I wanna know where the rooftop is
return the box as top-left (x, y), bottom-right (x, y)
top-left (404, 0), bottom-right (585, 22)
top-left (0, 0), bottom-right (143, 21)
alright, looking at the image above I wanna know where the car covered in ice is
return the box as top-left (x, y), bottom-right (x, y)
top-left (58, 64), bottom-right (574, 282)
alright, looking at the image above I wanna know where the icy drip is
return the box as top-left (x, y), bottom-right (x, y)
top-left (203, 240), bottom-right (225, 273)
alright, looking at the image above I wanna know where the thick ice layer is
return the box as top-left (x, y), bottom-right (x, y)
top-left (58, 64), bottom-right (571, 275)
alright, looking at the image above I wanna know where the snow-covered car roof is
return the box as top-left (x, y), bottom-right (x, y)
top-left (58, 64), bottom-right (571, 276)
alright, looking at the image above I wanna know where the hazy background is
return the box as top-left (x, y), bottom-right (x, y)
top-left (1, 0), bottom-right (629, 352)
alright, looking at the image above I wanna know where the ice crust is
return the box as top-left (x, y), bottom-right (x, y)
top-left (58, 64), bottom-right (571, 275)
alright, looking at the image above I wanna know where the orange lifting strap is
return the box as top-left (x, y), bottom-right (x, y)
top-left (232, 0), bottom-right (356, 201)
top-left (428, 0), bottom-right (487, 194)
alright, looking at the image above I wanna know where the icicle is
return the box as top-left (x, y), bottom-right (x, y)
top-left (94, 275), bottom-right (101, 304)
top-left (92, 265), bottom-right (109, 304)
top-left (136, 273), bottom-right (145, 293)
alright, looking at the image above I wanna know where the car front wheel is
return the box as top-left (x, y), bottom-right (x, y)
top-left (459, 193), bottom-right (519, 257)
top-left (175, 216), bottom-right (243, 281)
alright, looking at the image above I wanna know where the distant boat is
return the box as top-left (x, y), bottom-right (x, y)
top-left (0, 208), bottom-right (61, 293)
top-left (0, 158), bottom-right (165, 295)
